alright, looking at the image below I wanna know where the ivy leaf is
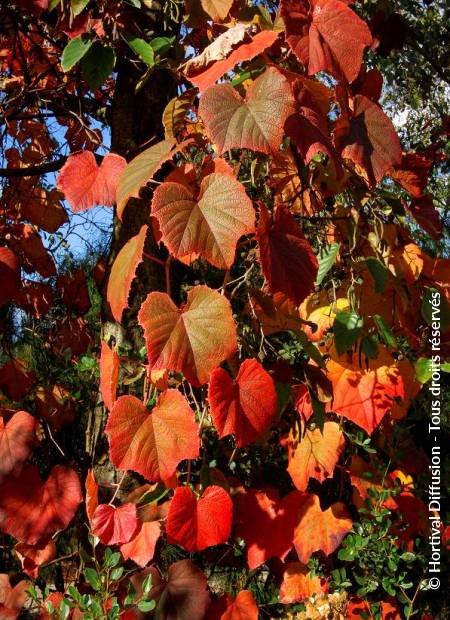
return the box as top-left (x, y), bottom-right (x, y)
top-left (315, 243), bottom-right (340, 285)
top-left (333, 311), bottom-right (364, 355)
top-left (82, 42), bottom-right (116, 90)
top-left (61, 34), bottom-right (93, 72)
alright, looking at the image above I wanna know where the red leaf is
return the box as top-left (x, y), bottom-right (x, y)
top-left (199, 66), bottom-right (295, 155)
top-left (0, 465), bottom-right (82, 544)
top-left (335, 95), bottom-right (402, 185)
top-left (141, 560), bottom-right (210, 620)
top-left (184, 28), bottom-right (278, 91)
top-left (9, 225), bottom-right (56, 277)
top-left (166, 485), bottom-right (233, 552)
top-left (406, 194), bottom-right (443, 240)
top-left (16, 280), bottom-right (53, 318)
top-left (208, 359), bottom-right (277, 447)
top-left (151, 173), bottom-right (255, 269)
top-left (0, 359), bottom-right (36, 402)
top-left (234, 488), bottom-right (307, 569)
top-left (0, 248), bottom-right (21, 307)
top-left (287, 421), bottom-right (345, 491)
top-left (293, 494), bottom-right (352, 563)
top-left (138, 285), bottom-right (237, 386)
top-left (256, 204), bottom-right (318, 306)
top-left (206, 590), bottom-right (259, 620)
top-left (107, 225), bottom-right (147, 323)
top-left (279, 562), bottom-right (328, 604)
top-left (0, 411), bottom-right (37, 482)
top-left (391, 152), bottom-right (432, 198)
top-left (85, 469), bottom-right (98, 523)
top-left (99, 341), bottom-right (120, 411)
top-left (57, 152), bottom-right (126, 212)
top-left (56, 270), bottom-right (91, 316)
top-left (120, 520), bottom-right (161, 567)
top-left (281, 0), bottom-right (372, 83)
top-left (92, 503), bottom-right (139, 545)
top-left (106, 391), bottom-right (199, 483)
top-left (0, 575), bottom-right (29, 619)
top-left (15, 539), bottom-right (56, 579)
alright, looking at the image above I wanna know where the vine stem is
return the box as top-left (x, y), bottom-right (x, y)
top-left (109, 471), bottom-right (127, 505)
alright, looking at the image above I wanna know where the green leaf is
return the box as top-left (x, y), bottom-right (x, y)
top-left (150, 36), bottom-right (176, 55)
top-left (142, 574), bottom-right (153, 594)
top-left (82, 43), bottom-right (116, 90)
top-left (365, 257), bottom-right (389, 294)
top-left (333, 311), bottom-right (364, 355)
top-left (61, 35), bottom-right (94, 72)
top-left (315, 243), bottom-right (340, 285)
top-left (295, 331), bottom-right (326, 368)
top-left (138, 599), bottom-right (156, 612)
top-left (415, 357), bottom-right (432, 384)
top-left (71, 0), bottom-right (89, 16)
top-left (124, 34), bottom-right (155, 66)
top-left (361, 335), bottom-right (379, 359)
top-left (103, 549), bottom-right (121, 569)
top-left (110, 567), bottom-right (124, 581)
top-left (84, 568), bottom-right (102, 592)
top-left (373, 315), bottom-right (397, 348)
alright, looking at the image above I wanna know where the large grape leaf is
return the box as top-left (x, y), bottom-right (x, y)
top-left (287, 421), bottom-right (345, 491)
top-left (99, 341), bottom-right (120, 411)
top-left (106, 225), bottom-right (147, 323)
top-left (151, 172), bottom-right (255, 269)
top-left (279, 562), bottom-right (328, 604)
top-left (116, 139), bottom-right (180, 219)
top-left (183, 28), bottom-right (278, 91)
top-left (0, 465), bottom-right (82, 545)
top-left (281, 0), bottom-right (372, 83)
top-left (208, 359), bottom-right (277, 447)
top-left (199, 66), bottom-right (295, 155)
top-left (91, 503), bottom-right (139, 545)
top-left (234, 488), bottom-right (307, 569)
top-left (143, 560), bottom-right (210, 620)
top-left (0, 411), bottom-right (37, 482)
top-left (257, 204), bottom-right (318, 306)
top-left (57, 151), bottom-right (126, 212)
top-left (106, 391), bottom-right (199, 483)
top-left (335, 95), bottom-right (402, 185)
top-left (293, 494), bottom-right (352, 563)
top-left (166, 485), bottom-right (233, 552)
top-left (138, 285), bottom-right (237, 386)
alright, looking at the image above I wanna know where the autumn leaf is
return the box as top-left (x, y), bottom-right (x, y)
top-left (151, 172), bottom-right (255, 269)
top-left (199, 66), bottom-right (295, 154)
top-left (279, 562), bottom-right (328, 604)
top-left (138, 285), bottom-right (237, 386)
top-left (106, 391), bottom-right (199, 483)
top-left (14, 539), bottom-right (56, 579)
top-left (106, 225), bottom-right (147, 323)
top-left (287, 421), bottom-right (345, 491)
top-left (293, 494), bottom-right (352, 563)
top-left (234, 488), bottom-right (307, 569)
top-left (0, 465), bottom-right (82, 545)
top-left (0, 411), bottom-right (37, 483)
top-left (208, 359), bottom-right (277, 447)
top-left (281, 0), bottom-right (372, 83)
top-left (99, 341), bottom-right (120, 411)
top-left (206, 590), bottom-right (259, 620)
top-left (85, 469), bottom-right (98, 523)
top-left (0, 574), bottom-right (29, 619)
top-left (0, 248), bottom-right (21, 307)
top-left (257, 204), bottom-right (318, 306)
top-left (57, 151), bottom-right (126, 212)
top-left (166, 485), bottom-right (233, 552)
top-left (92, 503), bottom-right (139, 545)
top-left (120, 520), bottom-right (161, 567)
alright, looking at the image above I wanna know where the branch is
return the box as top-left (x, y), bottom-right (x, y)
top-left (0, 153), bottom-right (104, 177)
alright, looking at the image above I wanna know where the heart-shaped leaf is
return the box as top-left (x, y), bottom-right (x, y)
top-left (120, 521), bottom-right (161, 567)
top-left (106, 391), bottom-right (199, 483)
top-left (151, 173), bottom-right (255, 269)
top-left (166, 485), bottom-right (233, 552)
top-left (92, 503), bottom-right (139, 545)
top-left (199, 66), bottom-right (295, 155)
top-left (0, 411), bottom-right (37, 482)
top-left (138, 285), bottom-right (237, 386)
top-left (208, 359), bottom-right (277, 447)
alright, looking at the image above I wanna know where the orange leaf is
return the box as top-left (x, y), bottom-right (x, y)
top-left (0, 410), bottom-right (37, 483)
top-left (85, 469), bottom-right (98, 523)
top-left (199, 66), bottom-right (295, 155)
top-left (206, 590), bottom-right (259, 620)
top-left (106, 391), bottom-right (199, 483)
top-left (138, 285), bottom-right (237, 386)
top-left (99, 341), bottom-right (120, 411)
top-left (208, 359), bottom-right (277, 447)
top-left (120, 520), bottom-right (161, 567)
top-left (107, 225), bottom-right (147, 323)
top-left (279, 562), bottom-right (328, 604)
top-left (293, 494), bottom-right (352, 563)
top-left (151, 173), bottom-right (254, 269)
top-left (14, 539), bottom-right (56, 578)
top-left (287, 421), bottom-right (345, 491)
top-left (57, 151), bottom-right (126, 212)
